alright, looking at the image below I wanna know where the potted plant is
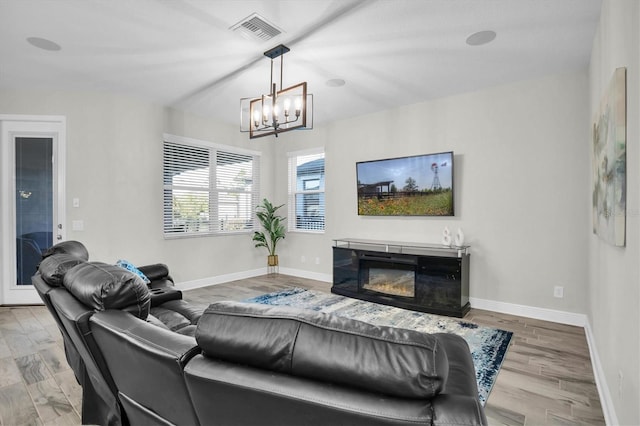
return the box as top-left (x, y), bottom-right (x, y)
top-left (252, 198), bottom-right (286, 267)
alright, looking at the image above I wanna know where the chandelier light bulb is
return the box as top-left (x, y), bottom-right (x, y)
top-left (295, 97), bottom-right (302, 116)
top-left (283, 98), bottom-right (291, 117)
top-left (253, 109), bottom-right (261, 127)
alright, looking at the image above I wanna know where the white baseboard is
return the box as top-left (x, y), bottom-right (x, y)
top-left (469, 297), bottom-right (588, 327)
top-left (175, 267), bottom-right (332, 291)
top-left (175, 267), bottom-right (267, 291)
top-left (583, 321), bottom-right (618, 426)
top-left (278, 267), bottom-right (332, 284)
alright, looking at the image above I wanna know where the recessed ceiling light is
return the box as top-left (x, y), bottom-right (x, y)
top-left (466, 30), bottom-right (496, 46)
top-left (26, 37), bottom-right (62, 51)
top-left (326, 78), bottom-right (346, 87)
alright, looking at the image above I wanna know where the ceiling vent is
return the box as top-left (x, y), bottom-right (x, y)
top-left (230, 13), bottom-right (283, 42)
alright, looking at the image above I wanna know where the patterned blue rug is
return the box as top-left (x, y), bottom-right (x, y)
top-left (245, 287), bottom-right (513, 405)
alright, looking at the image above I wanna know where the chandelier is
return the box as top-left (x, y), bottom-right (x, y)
top-left (240, 44), bottom-right (312, 139)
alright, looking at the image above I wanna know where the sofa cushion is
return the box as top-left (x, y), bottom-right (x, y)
top-left (63, 262), bottom-right (150, 319)
top-left (38, 253), bottom-right (87, 287)
top-left (195, 301), bottom-right (449, 399)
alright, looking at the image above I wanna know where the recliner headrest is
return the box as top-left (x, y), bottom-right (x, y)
top-left (42, 240), bottom-right (89, 261)
top-left (63, 262), bottom-right (150, 320)
top-left (38, 253), bottom-right (87, 287)
top-left (195, 301), bottom-right (449, 399)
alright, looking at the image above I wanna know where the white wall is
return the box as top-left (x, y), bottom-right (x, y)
top-left (0, 89), bottom-right (274, 283)
top-left (588, 0), bottom-right (640, 424)
top-left (276, 72), bottom-right (590, 314)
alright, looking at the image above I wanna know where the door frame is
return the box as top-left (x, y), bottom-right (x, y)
top-left (0, 115), bottom-right (66, 305)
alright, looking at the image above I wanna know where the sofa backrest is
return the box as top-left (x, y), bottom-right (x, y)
top-left (195, 301), bottom-right (449, 398)
top-left (183, 301), bottom-right (450, 425)
top-left (90, 310), bottom-right (201, 426)
top-left (62, 261), bottom-right (151, 320)
top-left (41, 239), bottom-right (89, 261)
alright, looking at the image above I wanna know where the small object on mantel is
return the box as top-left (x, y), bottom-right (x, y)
top-left (442, 226), bottom-right (452, 246)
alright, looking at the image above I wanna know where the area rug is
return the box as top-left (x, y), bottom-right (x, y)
top-left (245, 287), bottom-right (513, 405)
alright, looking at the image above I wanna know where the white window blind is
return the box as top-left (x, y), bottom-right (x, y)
top-left (288, 149), bottom-right (325, 232)
top-left (163, 135), bottom-right (260, 237)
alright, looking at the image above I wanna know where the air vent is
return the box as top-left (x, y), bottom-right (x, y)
top-left (230, 13), bottom-right (283, 42)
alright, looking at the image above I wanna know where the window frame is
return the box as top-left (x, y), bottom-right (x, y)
top-left (287, 147), bottom-right (325, 234)
top-left (163, 133), bottom-right (261, 239)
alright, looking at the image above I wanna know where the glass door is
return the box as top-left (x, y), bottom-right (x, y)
top-left (0, 116), bottom-right (65, 305)
top-left (15, 137), bottom-right (54, 285)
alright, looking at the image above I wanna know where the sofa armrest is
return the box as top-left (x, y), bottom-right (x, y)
top-left (138, 263), bottom-right (173, 284)
top-left (432, 394), bottom-right (487, 425)
top-left (149, 287), bottom-right (183, 307)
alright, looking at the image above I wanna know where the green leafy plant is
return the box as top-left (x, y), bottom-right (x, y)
top-left (252, 198), bottom-right (286, 256)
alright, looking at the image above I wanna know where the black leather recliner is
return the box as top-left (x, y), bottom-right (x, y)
top-left (35, 240), bottom-right (487, 426)
top-left (32, 241), bottom-right (201, 425)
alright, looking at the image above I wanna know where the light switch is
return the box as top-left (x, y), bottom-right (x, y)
top-left (73, 198), bottom-right (80, 208)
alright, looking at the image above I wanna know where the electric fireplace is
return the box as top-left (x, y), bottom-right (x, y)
top-left (359, 256), bottom-right (416, 298)
top-left (332, 238), bottom-right (470, 317)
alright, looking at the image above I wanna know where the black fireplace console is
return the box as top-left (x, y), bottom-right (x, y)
top-left (332, 238), bottom-right (470, 318)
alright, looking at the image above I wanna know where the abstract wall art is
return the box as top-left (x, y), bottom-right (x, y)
top-left (592, 67), bottom-right (626, 247)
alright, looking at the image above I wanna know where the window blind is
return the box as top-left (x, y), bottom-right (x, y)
top-left (163, 137), bottom-right (260, 237)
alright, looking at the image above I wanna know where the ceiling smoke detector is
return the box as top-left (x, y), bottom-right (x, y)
top-left (230, 13), bottom-right (283, 42)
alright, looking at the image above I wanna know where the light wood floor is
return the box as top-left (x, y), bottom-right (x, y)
top-left (0, 274), bottom-right (604, 425)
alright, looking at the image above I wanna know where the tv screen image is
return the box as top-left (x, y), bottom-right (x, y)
top-left (356, 151), bottom-right (454, 216)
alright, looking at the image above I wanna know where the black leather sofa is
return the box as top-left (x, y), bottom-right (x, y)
top-left (34, 241), bottom-right (487, 426)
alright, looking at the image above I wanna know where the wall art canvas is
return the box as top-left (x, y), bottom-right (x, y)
top-left (592, 67), bottom-right (626, 246)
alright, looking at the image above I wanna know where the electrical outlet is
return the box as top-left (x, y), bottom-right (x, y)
top-left (553, 286), bottom-right (564, 298)
top-left (315, 257), bottom-right (320, 265)
top-left (301, 255), bottom-right (306, 263)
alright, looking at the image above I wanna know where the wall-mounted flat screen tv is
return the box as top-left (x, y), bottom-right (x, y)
top-left (356, 151), bottom-right (454, 216)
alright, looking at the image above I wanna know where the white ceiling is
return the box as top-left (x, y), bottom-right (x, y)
top-left (0, 0), bottom-right (602, 127)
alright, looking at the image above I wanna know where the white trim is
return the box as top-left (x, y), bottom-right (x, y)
top-left (278, 267), bottom-right (332, 283)
top-left (286, 146), bottom-right (324, 158)
top-left (584, 320), bottom-right (618, 426)
top-left (469, 296), bottom-right (588, 326)
top-left (175, 268), bottom-right (268, 291)
top-left (0, 114), bottom-right (66, 123)
top-left (175, 267), bottom-right (332, 292)
top-left (163, 133), bottom-right (262, 157)
top-left (0, 115), bottom-right (66, 305)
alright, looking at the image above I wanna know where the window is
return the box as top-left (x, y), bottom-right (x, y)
top-left (288, 149), bottom-right (325, 232)
top-left (163, 134), bottom-right (260, 237)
